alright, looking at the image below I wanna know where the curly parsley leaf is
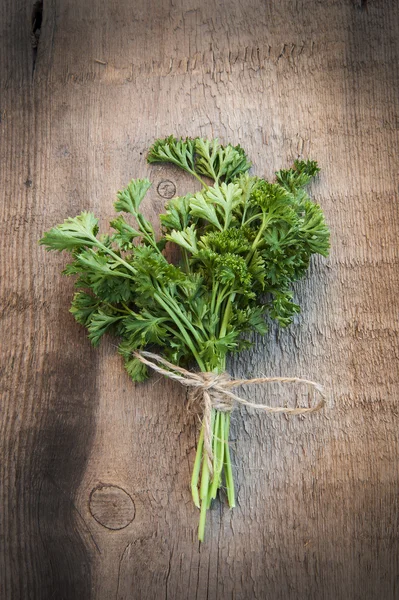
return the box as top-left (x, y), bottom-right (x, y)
top-left (40, 137), bottom-right (329, 375)
top-left (39, 212), bottom-right (99, 252)
top-left (148, 136), bottom-right (197, 176)
top-left (195, 138), bottom-right (251, 183)
top-left (70, 291), bottom-right (100, 326)
top-left (148, 136), bottom-right (251, 185)
top-left (88, 311), bottom-right (124, 346)
top-left (115, 179), bottom-right (152, 214)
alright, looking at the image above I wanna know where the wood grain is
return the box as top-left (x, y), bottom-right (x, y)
top-left (1, 0), bottom-right (398, 598)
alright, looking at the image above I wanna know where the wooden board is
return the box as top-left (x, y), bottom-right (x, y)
top-left (1, 0), bottom-right (399, 598)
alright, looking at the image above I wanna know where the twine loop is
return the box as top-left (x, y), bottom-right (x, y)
top-left (134, 351), bottom-right (326, 476)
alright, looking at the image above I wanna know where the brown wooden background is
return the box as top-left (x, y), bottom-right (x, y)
top-left (1, 1), bottom-right (399, 598)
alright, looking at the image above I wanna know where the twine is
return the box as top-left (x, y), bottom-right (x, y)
top-left (134, 351), bottom-right (326, 476)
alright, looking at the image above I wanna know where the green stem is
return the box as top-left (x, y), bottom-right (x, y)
top-left (250, 212), bottom-right (270, 252)
top-left (243, 212), bottom-right (263, 227)
top-left (241, 204), bottom-right (248, 227)
top-left (214, 284), bottom-right (230, 321)
top-left (153, 292), bottom-right (206, 371)
top-left (191, 427), bottom-right (204, 508)
top-left (160, 290), bottom-right (206, 347)
top-left (182, 248), bottom-right (191, 274)
top-left (103, 302), bottom-right (131, 315)
top-left (223, 413), bottom-right (236, 508)
top-left (189, 169), bottom-right (211, 191)
top-left (199, 418), bottom-right (213, 501)
top-left (199, 418), bottom-right (212, 524)
top-left (194, 356), bottom-right (236, 542)
top-left (209, 412), bottom-right (225, 499)
top-left (210, 278), bottom-right (219, 318)
top-left (208, 412), bottom-right (221, 499)
top-left (198, 493), bottom-right (208, 542)
top-left (219, 293), bottom-right (235, 338)
top-left (163, 323), bottom-right (193, 349)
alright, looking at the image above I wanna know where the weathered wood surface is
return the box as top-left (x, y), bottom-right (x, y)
top-left (1, 1), bottom-right (399, 598)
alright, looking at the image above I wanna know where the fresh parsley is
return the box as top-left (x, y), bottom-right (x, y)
top-left (40, 136), bottom-right (330, 540)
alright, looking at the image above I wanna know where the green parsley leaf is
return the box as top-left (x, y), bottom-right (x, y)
top-left (195, 138), bottom-right (251, 183)
top-left (39, 212), bottom-right (98, 252)
top-left (70, 291), bottom-right (100, 326)
top-left (115, 179), bottom-right (152, 214)
top-left (88, 311), bottom-right (123, 346)
top-left (110, 216), bottom-right (141, 250)
top-left (123, 357), bottom-right (149, 382)
top-left (147, 136), bottom-right (196, 176)
top-left (166, 225), bottom-right (198, 254)
top-left (189, 191), bottom-right (222, 230)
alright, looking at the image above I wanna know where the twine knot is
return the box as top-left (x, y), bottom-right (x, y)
top-left (134, 351), bottom-right (326, 476)
top-left (193, 371), bottom-right (233, 412)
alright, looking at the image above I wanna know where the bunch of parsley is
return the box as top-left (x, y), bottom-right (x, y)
top-left (40, 136), bottom-right (329, 540)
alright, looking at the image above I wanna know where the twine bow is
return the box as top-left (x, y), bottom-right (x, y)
top-left (134, 351), bottom-right (326, 475)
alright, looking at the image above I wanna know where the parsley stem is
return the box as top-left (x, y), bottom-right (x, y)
top-left (214, 284), bottom-right (230, 316)
top-left (223, 413), bottom-right (235, 508)
top-left (103, 302), bottom-right (130, 315)
top-left (153, 292), bottom-right (206, 371)
top-left (219, 293), bottom-right (235, 338)
top-left (182, 248), bottom-right (191, 274)
top-left (161, 290), bottom-right (206, 346)
top-left (199, 444), bottom-right (211, 500)
top-left (251, 212), bottom-right (269, 251)
top-left (163, 323), bottom-right (190, 348)
top-left (244, 212), bottom-right (270, 267)
top-left (198, 407), bottom-right (213, 542)
top-left (198, 496), bottom-right (208, 542)
top-left (209, 411), bottom-right (224, 499)
top-left (243, 213), bottom-right (263, 227)
top-left (195, 357), bottom-right (228, 541)
top-left (191, 426), bottom-right (204, 508)
top-left (207, 411), bottom-right (220, 500)
top-left (210, 278), bottom-right (218, 317)
top-left (134, 215), bottom-right (164, 255)
top-left (175, 163), bottom-right (210, 191)
top-left (189, 169), bottom-right (210, 191)
top-left (241, 204), bottom-right (248, 227)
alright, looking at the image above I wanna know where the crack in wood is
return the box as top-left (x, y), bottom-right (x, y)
top-left (115, 542), bottom-right (132, 600)
top-left (31, 1), bottom-right (43, 77)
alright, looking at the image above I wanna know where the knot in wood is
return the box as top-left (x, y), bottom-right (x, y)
top-left (157, 179), bottom-right (176, 199)
top-left (89, 484), bottom-right (135, 530)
